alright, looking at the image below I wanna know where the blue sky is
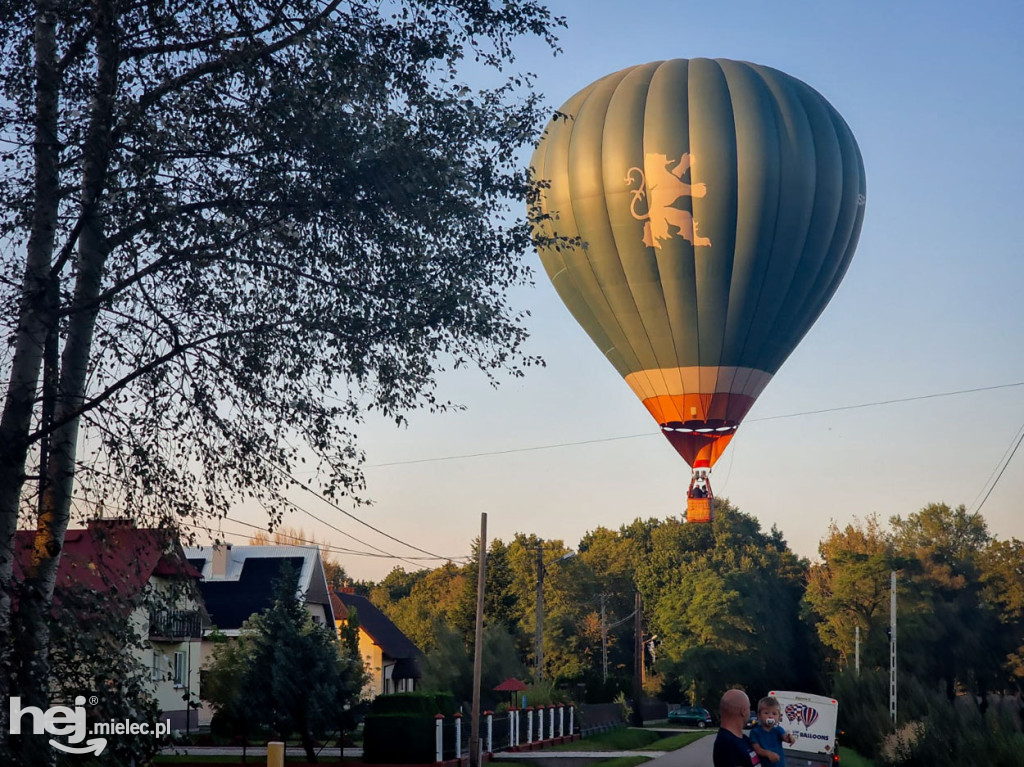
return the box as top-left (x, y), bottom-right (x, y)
top-left (222, 1), bottom-right (1024, 579)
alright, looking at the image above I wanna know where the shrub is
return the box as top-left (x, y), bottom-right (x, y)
top-left (363, 713), bottom-right (438, 764)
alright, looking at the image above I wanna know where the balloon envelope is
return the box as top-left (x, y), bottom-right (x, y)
top-left (530, 58), bottom-right (865, 468)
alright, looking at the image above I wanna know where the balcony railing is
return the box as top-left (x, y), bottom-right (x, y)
top-left (149, 609), bottom-right (202, 640)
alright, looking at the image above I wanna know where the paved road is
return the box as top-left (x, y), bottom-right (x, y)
top-left (642, 733), bottom-right (714, 767)
top-left (490, 732), bottom-right (715, 767)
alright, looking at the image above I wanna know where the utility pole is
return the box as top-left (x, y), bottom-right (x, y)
top-left (533, 543), bottom-right (575, 683)
top-left (600, 594), bottom-right (608, 684)
top-left (470, 514), bottom-right (487, 767)
top-left (535, 544), bottom-right (545, 681)
top-left (855, 625), bottom-right (860, 677)
top-left (631, 591), bottom-right (643, 727)
top-left (890, 571), bottom-right (897, 724)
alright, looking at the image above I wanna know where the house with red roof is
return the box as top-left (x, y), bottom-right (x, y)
top-left (13, 518), bottom-right (207, 731)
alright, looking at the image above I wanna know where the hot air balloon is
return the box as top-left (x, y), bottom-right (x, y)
top-left (529, 59), bottom-right (865, 522)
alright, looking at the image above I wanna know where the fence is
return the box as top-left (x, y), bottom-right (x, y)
top-left (430, 705), bottom-right (578, 761)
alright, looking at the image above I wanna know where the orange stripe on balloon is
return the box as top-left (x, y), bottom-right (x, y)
top-left (640, 393), bottom-right (757, 425)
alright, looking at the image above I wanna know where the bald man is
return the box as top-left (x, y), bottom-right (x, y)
top-left (712, 689), bottom-right (760, 767)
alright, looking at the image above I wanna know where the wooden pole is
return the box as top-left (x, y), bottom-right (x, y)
top-left (470, 513), bottom-right (488, 767)
top-left (535, 543), bottom-right (544, 681)
top-left (632, 591), bottom-right (643, 727)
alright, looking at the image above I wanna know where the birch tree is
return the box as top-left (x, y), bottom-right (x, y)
top-left (0, 0), bottom-right (562, 761)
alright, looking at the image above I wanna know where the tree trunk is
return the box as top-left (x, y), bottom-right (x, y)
top-left (0, 0), bottom-right (61, 755)
top-left (301, 728), bottom-right (318, 764)
top-left (13, 1), bottom-right (119, 762)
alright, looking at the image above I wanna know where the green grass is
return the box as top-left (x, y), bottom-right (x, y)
top-left (547, 727), bottom-right (709, 753)
top-left (837, 748), bottom-right (876, 767)
top-left (548, 728), bottom-right (664, 751)
top-left (644, 732), bottom-right (709, 751)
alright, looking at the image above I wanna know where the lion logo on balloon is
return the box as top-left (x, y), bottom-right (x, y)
top-left (626, 153), bottom-right (711, 250)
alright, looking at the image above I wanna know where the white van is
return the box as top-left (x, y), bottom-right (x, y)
top-left (766, 690), bottom-right (839, 767)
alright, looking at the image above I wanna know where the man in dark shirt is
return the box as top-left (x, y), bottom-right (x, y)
top-left (713, 689), bottom-right (760, 767)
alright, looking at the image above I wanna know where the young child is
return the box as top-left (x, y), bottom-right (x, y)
top-left (749, 696), bottom-right (795, 765)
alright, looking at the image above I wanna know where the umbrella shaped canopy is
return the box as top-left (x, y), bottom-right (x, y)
top-left (493, 678), bottom-right (528, 692)
top-left (494, 677), bottom-right (528, 708)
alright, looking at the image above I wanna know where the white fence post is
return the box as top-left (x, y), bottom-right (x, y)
top-left (548, 706), bottom-right (555, 740)
top-left (485, 711), bottom-right (493, 753)
top-left (558, 704), bottom-right (565, 737)
top-left (526, 707), bottom-right (534, 744)
top-left (569, 705), bottom-right (574, 737)
top-left (435, 715), bottom-right (444, 762)
top-left (538, 706), bottom-right (544, 742)
top-left (455, 713), bottom-right (462, 759)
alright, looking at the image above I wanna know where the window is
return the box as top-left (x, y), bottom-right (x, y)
top-left (151, 651), bottom-right (162, 682)
top-left (173, 651), bottom-right (187, 688)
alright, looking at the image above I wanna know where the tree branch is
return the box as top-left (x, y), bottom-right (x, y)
top-left (115, 0), bottom-right (345, 138)
top-left (26, 321), bottom-right (297, 447)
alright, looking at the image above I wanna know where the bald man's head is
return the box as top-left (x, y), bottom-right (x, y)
top-left (719, 688), bottom-right (750, 721)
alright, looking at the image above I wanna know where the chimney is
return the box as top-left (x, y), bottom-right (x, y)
top-left (211, 542), bottom-right (232, 578)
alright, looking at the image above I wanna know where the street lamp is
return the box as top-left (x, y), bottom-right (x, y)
top-left (534, 546), bottom-right (576, 681)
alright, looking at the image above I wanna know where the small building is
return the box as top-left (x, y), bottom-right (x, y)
top-left (14, 518), bottom-right (206, 731)
top-left (184, 543), bottom-right (335, 724)
top-left (333, 588), bottom-right (422, 698)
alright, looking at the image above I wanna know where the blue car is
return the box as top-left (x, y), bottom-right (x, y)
top-left (668, 705), bottom-right (714, 728)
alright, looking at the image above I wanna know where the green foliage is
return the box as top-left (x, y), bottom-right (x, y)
top-left (363, 691), bottom-right (457, 763)
top-left (3, 569), bottom-right (198, 766)
top-left (46, 583), bottom-right (168, 766)
top-left (0, 0), bottom-right (564, 754)
top-left (419, 621), bottom-right (527, 708)
top-left (370, 691), bottom-right (455, 718)
top-left (202, 564), bottom-right (365, 762)
top-left (832, 667), bottom-right (1024, 766)
top-left (363, 714), bottom-right (438, 764)
top-left (548, 725), bottom-right (660, 751)
top-left (373, 563), bottom-right (472, 653)
top-left (643, 732), bottom-right (709, 751)
top-left (363, 499), bottom-right (1024, 733)
top-left (638, 502), bottom-right (818, 704)
top-left (522, 679), bottom-right (571, 707)
top-left (809, 504), bottom-right (1024, 705)
top-left (838, 749), bottom-right (878, 767)
top-left (805, 515), bottom-right (899, 670)
top-left (831, 669), bottom-right (899, 758)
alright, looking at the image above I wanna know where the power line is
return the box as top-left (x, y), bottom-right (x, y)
top-left (746, 381), bottom-right (1024, 423)
top-left (366, 380), bottom-right (1024, 468)
top-left (68, 494), bottom-right (467, 566)
top-left (972, 418), bottom-right (1024, 515)
top-left (262, 458), bottom-right (453, 561)
top-left (193, 514), bottom-right (467, 564)
top-left (263, 492), bottom-right (428, 569)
